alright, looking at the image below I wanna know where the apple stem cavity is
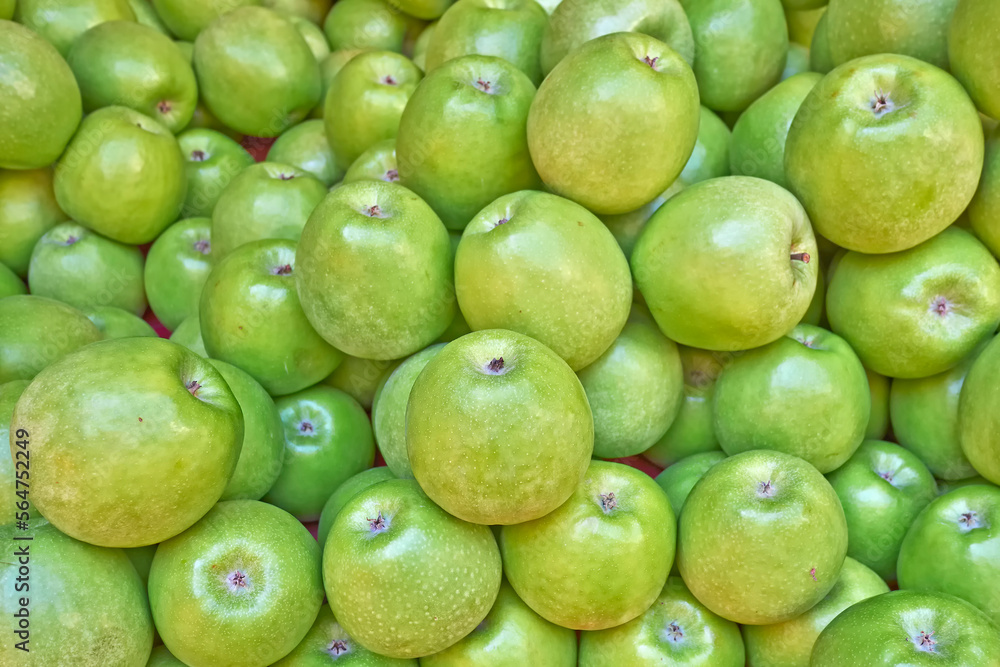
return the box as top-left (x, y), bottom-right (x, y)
top-left (643, 55), bottom-right (660, 70)
top-left (382, 74), bottom-right (397, 86)
top-left (190, 149), bottom-right (207, 162)
top-left (384, 169), bottom-right (399, 182)
top-left (226, 570), bottom-right (250, 594)
top-left (931, 296), bottom-right (952, 317)
top-left (157, 100), bottom-right (172, 115)
top-left (278, 172), bottom-right (296, 181)
top-left (483, 357), bottom-right (507, 375)
top-left (326, 640), bottom-right (350, 657)
top-left (194, 239), bottom-right (211, 255)
top-left (186, 380), bottom-right (202, 396)
top-left (368, 511), bottom-right (388, 534)
top-left (62, 235), bottom-right (80, 246)
top-left (878, 470), bottom-right (894, 484)
top-left (299, 420), bottom-right (314, 434)
top-left (870, 90), bottom-right (895, 117)
top-left (959, 511), bottom-right (980, 531)
top-left (599, 492), bottom-right (618, 513)
top-left (272, 264), bottom-right (293, 276)
top-left (790, 251), bottom-right (811, 263)
top-left (474, 79), bottom-right (494, 94)
top-left (757, 480), bottom-right (775, 498)
top-left (364, 204), bottom-right (385, 218)
top-left (664, 622), bottom-right (683, 642)
top-left (494, 217), bottom-right (509, 228)
top-left (913, 630), bottom-right (937, 652)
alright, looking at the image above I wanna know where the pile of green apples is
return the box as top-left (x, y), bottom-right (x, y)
top-left (3, 0), bottom-right (1000, 664)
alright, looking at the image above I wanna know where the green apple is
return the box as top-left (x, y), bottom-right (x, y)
top-left (826, 227), bottom-right (1000, 378)
top-left (285, 11), bottom-right (331, 61)
top-left (396, 54), bottom-right (540, 231)
top-left (800, 261), bottom-right (825, 325)
top-left (936, 476), bottom-right (995, 495)
top-left (456, 191), bottom-right (632, 370)
top-left (0, 263), bottom-right (24, 298)
top-left (969, 127), bottom-right (1000, 257)
top-left (407, 329), bottom-right (593, 524)
top-left (578, 310), bottom-right (684, 458)
top-left (14, 0), bottom-right (136, 56)
top-left (0, 0), bottom-right (12, 19)
top-left (125, 543), bottom-right (156, 586)
top-left (265, 0), bottom-right (332, 24)
top-left (149, 500), bottom-right (323, 667)
top-left (598, 186), bottom-right (678, 262)
top-left (0, 22), bottom-right (82, 169)
top-left (274, 604), bottom-right (418, 666)
top-left (542, 0), bottom-right (693, 79)
top-left (85, 306), bottom-right (157, 339)
top-left (200, 239), bottom-right (344, 395)
top-left (782, 42), bottom-right (810, 79)
top-left (371, 343), bottom-right (444, 477)
top-left (147, 646), bottom-right (186, 666)
top-left (323, 0), bottom-right (407, 52)
top-left (209, 359), bottom-right (285, 501)
top-left (323, 355), bottom-right (399, 409)
top-left (324, 479), bottom-right (502, 658)
top-left (950, 0), bottom-right (1000, 120)
top-left (826, 440), bottom-right (937, 581)
top-left (655, 451), bottom-right (728, 517)
top-left (324, 51), bottom-right (422, 170)
top-left (194, 7), bottom-right (320, 137)
top-left (128, 0), bottom-right (171, 34)
top-left (809, 10), bottom-right (834, 74)
top-left (422, 580), bottom-right (577, 666)
top-left (28, 221), bottom-right (146, 316)
top-left (388, 0), bottom-right (451, 20)
top-left (678, 106), bottom-right (733, 186)
top-left (296, 180), bottom-right (454, 360)
top-left (212, 162), bottom-right (327, 259)
top-left (527, 32), bottom-right (699, 215)
top-left (825, 0), bottom-right (959, 70)
top-left (578, 576), bottom-right (744, 667)
top-left (312, 48), bottom-right (369, 118)
top-left (12, 337), bottom-right (243, 546)
top-left (145, 218), bottom-right (212, 330)
top-left (412, 20), bottom-right (435, 69)
top-left (185, 100), bottom-right (242, 139)
top-left (730, 72), bottom-right (822, 189)
top-left (643, 346), bottom-right (727, 468)
top-left (685, 0), bottom-right (788, 113)
top-left (742, 557), bottom-right (889, 667)
top-left (678, 449), bottom-right (848, 624)
top-left (866, 367), bottom-right (890, 439)
top-left (317, 466), bottom-right (395, 548)
top-left (501, 461), bottom-right (675, 630)
top-left (0, 521), bottom-right (153, 666)
top-left (890, 345), bottom-right (982, 480)
top-left (785, 54), bottom-right (983, 253)
top-left (713, 324), bottom-right (869, 473)
top-left (960, 334), bottom-right (1000, 483)
top-left (632, 176), bottom-right (818, 351)
top-left (342, 138), bottom-right (398, 183)
top-left (268, 119), bottom-right (343, 186)
top-left (0, 295), bottom-right (102, 383)
top-left (811, 590), bottom-right (1000, 665)
top-left (0, 168), bottom-right (65, 277)
top-left (177, 128), bottom-right (254, 219)
top-left (54, 106), bottom-right (187, 245)
top-left (425, 0), bottom-right (548, 84)
top-left (66, 21), bottom-right (197, 133)
top-left (264, 386), bottom-right (374, 520)
top-left (152, 0), bottom-right (260, 41)
top-left (169, 315), bottom-right (207, 355)
top-left (898, 485), bottom-right (1000, 624)
top-left (0, 380), bottom-right (29, 525)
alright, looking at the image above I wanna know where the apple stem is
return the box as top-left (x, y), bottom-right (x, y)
top-left (369, 511), bottom-right (388, 533)
top-left (384, 169), bottom-right (399, 182)
top-left (382, 75), bottom-right (397, 86)
top-left (365, 205), bottom-right (383, 218)
top-left (326, 640), bottom-right (349, 657)
top-left (914, 630), bottom-right (937, 652)
top-left (757, 480), bottom-right (775, 498)
top-left (599, 492), bottom-right (617, 513)
top-left (475, 79), bottom-right (493, 93)
top-left (194, 239), bottom-right (211, 255)
top-left (494, 218), bottom-right (509, 228)
top-left (278, 172), bottom-right (296, 181)
top-left (959, 511), bottom-right (980, 530)
top-left (487, 357), bottom-right (505, 373)
top-left (665, 622), bottom-right (683, 642)
top-left (790, 252), bottom-right (810, 263)
top-left (643, 55), bottom-right (660, 70)
top-left (272, 264), bottom-right (293, 276)
top-left (190, 149), bottom-right (207, 162)
top-left (299, 420), bottom-right (314, 434)
top-left (186, 380), bottom-right (202, 396)
top-left (63, 235), bottom-right (80, 246)
top-left (157, 100), bottom-right (172, 114)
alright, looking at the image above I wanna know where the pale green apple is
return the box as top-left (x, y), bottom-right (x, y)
top-left (0, 0), bottom-right (12, 19)
top-left (685, 0), bottom-right (788, 112)
top-left (265, 0), bottom-right (332, 24)
top-left (169, 315), bottom-right (207, 355)
top-left (826, 227), bottom-right (1000, 378)
top-left (632, 176), bottom-right (818, 351)
top-left (598, 187), bottom-right (677, 262)
top-left (324, 479), bottom-right (502, 658)
top-left (397, 55), bottom-right (540, 230)
top-left (713, 324), bottom-right (869, 473)
top-left (786, 5), bottom-right (825, 46)
top-left (317, 466), bottom-right (395, 548)
top-left (959, 334), bottom-right (1000, 484)
top-left (212, 162), bottom-right (327, 259)
top-left (11, 337), bottom-right (243, 547)
top-left (730, 72), bottom-right (822, 189)
top-left (456, 191), bottom-right (632, 370)
top-left (342, 138), bottom-right (398, 184)
top-left (890, 345), bottom-right (983, 480)
top-left (28, 222), bottom-right (146, 316)
top-left (66, 21), bottom-right (198, 133)
top-left (969, 127), bottom-right (1000, 256)
top-left (809, 10), bottom-right (834, 73)
top-left (371, 343), bottom-right (444, 477)
top-left (200, 239), bottom-right (344, 395)
top-left (527, 32), bottom-right (699, 215)
top-left (312, 48), bottom-right (369, 118)
top-left (655, 451), bottom-right (727, 517)
top-left (422, 580), bottom-right (577, 666)
top-left (0, 168), bottom-right (65, 277)
top-left (127, 0), bottom-right (170, 34)
top-left (0, 380), bottom-right (29, 526)
top-left (866, 367), bottom-right (890, 439)
top-left (578, 309), bottom-right (684, 458)
top-left (268, 119), bottom-right (343, 186)
top-left (0, 22), bottom-right (82, 170)
top-left (324, 50), bottom-right (422, 170)
top-left (0, 263), bottom-right (25, 298)
top-left (323, 355), bottom-right (399, 409)
top-left (827, 440), bottom-right (937, 581)
top-left (950, 0), bottom-right (1000, 120)
top-left (678, 106), bottom-right (733, 186)
top-left (742, 557), bottom-right (889, 667)
top-left (84, 306), bottom-right (157, 339)
top-left (144, 217), bottom-right (213, 330)
top-left (785, 54), bottom-right (984, 253)
top-left (54, 106), bottom-right (187, 245)
top-left (149, 500), bottom-right (323, 667)
top-left (146, 646), bottom-right (186, 666)
top-left (407, 329), bottom-right (594, 524)
top-left (800, 260), bottom-right (825, 325)
top-left (323, 0), bottom-right (407, 52)
top-left (782, 42), bottom-right (810, 79)
top-left (152, 0), bottom-right (260, 41)
top-left (176, 129), bottom-right (254, 219)
top-left (678, 449), bottom-right (848, 624)
top-left (209, 359), bottom-right (285, 501)
top-left (825, 0), bottom-right (959, 70)
top-left (426, 0), bottom-right (548, 84)
top-left (388, 0), bottom-right (451, 20)
top-left (578, 576), bottom-right (744, 667)
top-left (296, 180), bottom-right (454, 360)
top-left (284, 11), bottom-right (331, 61)
top-left (542, 0), bottom-right (692, 78)
top-left (14, 0), bottom-right (136, 55)
top-left (194, 7), bottom-right (321, 137)
top-left (0, 295), bottom-right (102, 383)
top-left (274, 604), bottom-right (418, 666)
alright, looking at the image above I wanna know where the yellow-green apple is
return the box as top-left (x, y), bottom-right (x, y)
top-left (0, 168), bottom-right (66, 277)
top-left (0, 295), bottom-right (102, 383)
top-left (284, 11), bottom-right (331, 60)
top-left (84, 306), bottom-right (157, 339)
top-left (959, 334), bottom-right (1000, 483)
top-left (317, 466), bottom-right (395, 548)
top-left (342, 138), bottom-right (398, 184)
top-left (969, 127), bottom-right (1000, 256)
top-left (0, 264), bottom-right (25, 298)
top-left (176, 128), bottom-right (255, 219)
top-left (866, 367), bottom-right (890, 439)
top-left (268, 119), bottom-right (343, 186)
top-left (312, 48), bottom-right (369, 118)
top-left (144, 217), bottom-right (213, 330)
top-left (950, 0), bottom-right (1000, 119)
top-left (14, 0), bottom-right (136, 55)
top-left (655, 451), bottom-right (727, 517)
top-left (152, 0), bottom-right (260, 41)
top-left (782, 42), bottom-right (810, 79)
top-left (388, 0), bottom-right (452, 20)
top-left (169, 315), bottom-right (207, 356)
top-left (127, 0), bottom-right (170, 34)
top-left (809, 11), bottom-right (834, 73)
top-left (323, 355), bottom-right (400, 409)
top-left (274, 604), bottom-right (418, 666)
top-left (265, 0), bottom-right (332, 24)
top-left (323, 0), bottom-right (408, 52)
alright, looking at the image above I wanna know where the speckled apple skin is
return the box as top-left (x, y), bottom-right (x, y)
top-left (960, 335), bottom-right (1000, 484)
top-left (950, 0), bottom-right (1000, 120)
top-left (0, 295), bottom-right (102, 383)
top-left (274, 604), bottom-right (418, 666)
